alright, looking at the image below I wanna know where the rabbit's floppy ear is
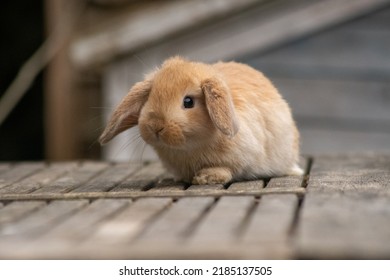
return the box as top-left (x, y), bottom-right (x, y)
top-left (99, 79), bottom-right (152, 144)
top-left (202, 78), bottom-right (239, 137)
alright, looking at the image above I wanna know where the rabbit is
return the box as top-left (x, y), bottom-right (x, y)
top-left (99, 56), bottom-right (303, 185)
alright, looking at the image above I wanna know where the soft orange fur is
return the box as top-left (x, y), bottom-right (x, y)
top-left (100, 56), bottom-right (303, 184)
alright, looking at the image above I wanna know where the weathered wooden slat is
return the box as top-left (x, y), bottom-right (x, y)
top-left (0, 162), bottom-right (78, 194)
top-left (265, 173), bottom-right (306, 195)
top-left (109, 196), bottom-right (257, 259)
top-left (86, 198), bottom-right (172, 244)
top-left (111, 162), bottom-right (167, 192)
top-left (71, 0), bottom-right (262, 68)
top-left (296, 192), bottom-right (390, 259)
top-left (187, 184), bottom-right (225, 192)
top-left (242, 194), bottom-right (298, 243)
top-left (0, 163), bottom-right (45, 189)
top-left (0, 200), bottom-right (88, 238)
top-left (267, 176), bottom-right (306, 188)
top-left (0, 201), bottom-right (47, 227)
top-left (33, 162), bottom-right (109, 194)
top-left (255, 28), bottom-right (390, 79)
top-left (272, 78), bottom-right (390, 123)
top-left (239, 194), bottom-right (298, 258)
top-left (307, 154), bottom-right (390, 194)
top-left (310, 154), bottom-right (390, 174)
top-left (0, 186), bottom-right (305, 201)
top-left (42, 199), bottom-right (130, 241)
top-left (73, 0), bottom-right (390, 70)
top-left (136, 197), bottom-right (215, 243)
top-left (147, 178), bottom-right (187, 193)
top-left (0, 163), bottom-right (12, 176)
top-left (71, 163), bottom-right (141, 193)
top-left (228, 180), bottom-right (264, 192)
top-left (189, 196), bottom-right (255, 244)
top-left (300, 128), bottom-right (390, 155)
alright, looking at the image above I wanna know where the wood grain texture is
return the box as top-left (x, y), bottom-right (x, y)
top-left (299, 128), bottom-right (390, 155)
top-left (0, 187), bottom-right (305, 201)
top-left (0, 200), bottom-right (88, 238)
top-left (71, 0), bottom-right (262, 68)
top-left (147, 178), bottom-right (187, 193)
top-left (111, 162), bottom-right (167, 192)
top-left (228, 180), bottom-right (264, 192)
top-left (296, 154), bottom-right (390, 258)
top-left (72, 0), bottom-right (390, 68)
top-left (41, 199), bottom-right (130, 241)
top-left (307, 154), bottom-right (390, 194)
top-left (71, 163), bottom-right (141, 193)
top-left (86, 198), bottom-right (172, 245)
top-left (242, 194), bottom-right (298, 243)
top-left (295, 192), bottom-right (390, 259)
top-left (239, 194), bottom-right (299, 258)
top-left (189, 196), bottom-right (255, 244)
top-left (0, 201), bottom-right (47, 227)
top-left (0, 163), bottom-right (45, 189)
top-left (137, 197), bottom-right (215, 244)
top-left (0, 163), bottom-right (78, 194)
top-left (0, 155), bottom-right (389, 259)
top-left (33, 162), bottom-right (108, 194)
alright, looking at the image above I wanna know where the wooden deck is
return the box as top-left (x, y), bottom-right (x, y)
top-left (0, 154), bottom-right (389, 259)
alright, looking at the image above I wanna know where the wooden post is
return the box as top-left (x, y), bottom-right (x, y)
top-left (44, 0), bottom-right (82, 160)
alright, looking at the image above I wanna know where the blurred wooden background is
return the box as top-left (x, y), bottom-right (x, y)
top-left (45, 0), bottom-right (390, 161)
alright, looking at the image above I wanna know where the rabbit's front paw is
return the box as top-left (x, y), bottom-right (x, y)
top-left (192, 167), bottom-right (232, 185)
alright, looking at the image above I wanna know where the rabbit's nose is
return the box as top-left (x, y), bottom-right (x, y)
top-left (155, 127), bottom-right (164, 138)
top-left (148, 123), bottom-right (165, 139)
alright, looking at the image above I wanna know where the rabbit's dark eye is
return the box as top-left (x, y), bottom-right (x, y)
top-left (183, 96), bottom-right (194, 109)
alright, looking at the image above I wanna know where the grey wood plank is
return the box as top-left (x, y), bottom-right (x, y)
top-left (0, 163), bottom-right (45, 189)
top-left (0, 185), bottom-right (305, 201)
top-left (0, 163), bottom-right (12, 176)
top-left (0, 200), bottom-right (88, 238)
top-left (86, 197), bottom-right (172, 244)
top-left (111, 162), bottom-right (167, 192)
top-left (254, 26), bottom-right (390, 76)
top-left (147, 178), bottom-right (187, 193)
top-left (0, 201), bottom-right (47, 227)
top-left (347, 6), bottom-right (390, 31)
top-left (310, 154), bottom-right (390, 174)
top-left (300, 128), bottom-right (390, 155)
top-left (295, 192), bottom-right (390, 259)
top-left (307, 154), bottom-right (390, 194)
top-left (0, 162), bottom-right (78, 194)
top-left (33, 162), bottom-right (109, 194)
top-left (273, 79), bottom-right (390, 123)
top-left (189, 196), bottom-right (255, 245)
top-left (186, 184), bottom-right (225, 193)
top-left (267, 176), bottom-right (305, 189)
top-left (71, 163), bottom-right (141, 193)
top-left (242, 194), bottom-right (298, 243)
top-left (72, 0), bottom-right (262, 68)
top-left (239, 194), bottom-right (298, 258)
top-left (228, 180), bottom-right (264, 192)
top-left (42, 199), bottom-right (130, 241)
top-left (137, 197), bottom-right (214, 243)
